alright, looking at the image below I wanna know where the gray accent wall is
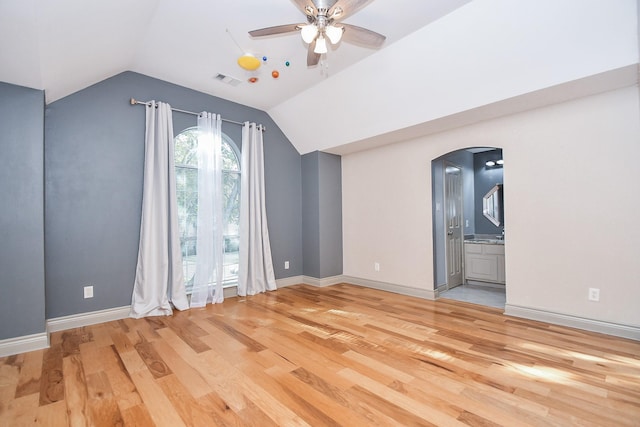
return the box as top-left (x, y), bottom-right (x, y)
top-left (317, 153), bottom-right (343, 278)
top-left (44, 71), bottom-right (302, 318)
top-left (474, 149), bottom-right (504, 235)
top-left (0, 82), bottom-right (46, 339)
top-left (302, 151), bottom-right (343, 278)
top-left (302, 153), bottom-right (320, 278)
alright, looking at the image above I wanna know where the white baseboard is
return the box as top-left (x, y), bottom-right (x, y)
top-left (0, 332), bottom-right (49, 358)
top-left (435, 283), bottom-right (448, 297)
top-left (47, 306), bottom-right (131, 333)
top-left (341, 275), bottom-right (436, 300)
top-left (224, 276), bottom-right (305, 298)
top-left (302, 275), bottom-right (345, 287)
top-left (505, 304), bottom-right (640, 341)
top-left (278, 275), bottom-right (435, 300)
top-left (276, 275), bottom-right (305, 288)
top-left (222, 285), bottom-right (239, 299)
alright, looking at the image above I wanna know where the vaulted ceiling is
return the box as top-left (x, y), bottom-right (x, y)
top-left (0, 0), bottom-right (470, 108)
top-left (1, 0), bottom-right (637, 154)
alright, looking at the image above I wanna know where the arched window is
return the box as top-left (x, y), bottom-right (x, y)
top-left (174, 128), bottom-right (241, 292)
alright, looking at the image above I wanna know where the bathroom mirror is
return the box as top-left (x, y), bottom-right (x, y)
top-left (483, 184), bottom-right (503, 227)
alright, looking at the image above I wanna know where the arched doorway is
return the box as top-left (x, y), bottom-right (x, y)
top-left (431, 147), bottom-right (506, 309)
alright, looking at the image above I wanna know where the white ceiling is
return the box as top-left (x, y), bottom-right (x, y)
top-left (1, 0), bottom-right (636, 155)
top-left (0, 0), bottom-right (470, 109)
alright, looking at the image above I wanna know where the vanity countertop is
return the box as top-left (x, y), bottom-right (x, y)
top-left (464, 239), bottom-right (504, 245)
top-left (463, 234), bottom-right (504, 245)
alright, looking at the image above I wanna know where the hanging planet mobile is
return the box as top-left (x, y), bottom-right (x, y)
top-left (237, 54), bottom-right (261, 71)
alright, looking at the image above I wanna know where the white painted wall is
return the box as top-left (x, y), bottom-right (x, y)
top-left (272, 0), bottom-right (638, 154)
top-left (342, 86), bottom-right (640, 328)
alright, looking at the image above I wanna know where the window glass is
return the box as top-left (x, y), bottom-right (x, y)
top-left (174, 128), bottom-right (240, 291)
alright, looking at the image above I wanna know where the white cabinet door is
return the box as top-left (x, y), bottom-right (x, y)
top-left (465, 253), bottom-right (499, 282)
top-left (464, 243), bottom-right (505, 284)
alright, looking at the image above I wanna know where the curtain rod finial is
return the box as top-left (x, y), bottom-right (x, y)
top-left (130, 98), bottom-right (137, 105)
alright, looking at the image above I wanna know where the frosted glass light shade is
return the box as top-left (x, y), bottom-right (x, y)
top-left (301, 24), bottom-right (318, 43)
top-left (314, 35), bottom-right (328, 54)
top-left (325, 25), bottom-right (343, 44)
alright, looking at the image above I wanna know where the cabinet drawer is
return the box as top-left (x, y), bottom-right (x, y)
top-left (464, 243), bottom-right (483, 254)
top-left (484, 245), bottom-right (504, 255)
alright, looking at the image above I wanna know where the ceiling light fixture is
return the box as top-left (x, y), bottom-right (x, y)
top-left (325, 25), bottom-right (344, 44)
top-left (314, 35), bottom-right (328, 54)
top-left (485, 159), bottom-right (504, 167)
top-left (300, 24), bottom-right (318, 43)
top-left (301, 9), bottom-right (342, 56)
top-left (249, 2), bottom-right (386, 67)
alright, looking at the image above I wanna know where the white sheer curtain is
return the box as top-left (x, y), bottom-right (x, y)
top-left (130, 101), bottom-right (189, 318)
top-left (238, 122), bottom-right (277, 296)
top-left (190, 112), bottom-right (225, 307)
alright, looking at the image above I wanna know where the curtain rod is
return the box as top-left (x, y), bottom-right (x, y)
top-left (129, 98), bottom-right (265, 131)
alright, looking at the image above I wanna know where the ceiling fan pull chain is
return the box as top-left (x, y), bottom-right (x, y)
top-left (321, 59), bottom-right (330, 77)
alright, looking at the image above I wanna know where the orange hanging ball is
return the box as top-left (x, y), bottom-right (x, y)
top-left (271, 70), bottom-right (280, 79)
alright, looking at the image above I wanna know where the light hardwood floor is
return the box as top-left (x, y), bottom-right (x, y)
top-left (1, 283), bottom-right (639, 426)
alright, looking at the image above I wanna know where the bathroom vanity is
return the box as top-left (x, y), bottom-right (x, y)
top-left (464, 239), bottom-right (505, 284)
top-left (464, 182), bottom-right (506, 285)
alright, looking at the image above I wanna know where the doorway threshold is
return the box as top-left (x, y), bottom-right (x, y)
top-left (439, 283), bottom-right (505, 309)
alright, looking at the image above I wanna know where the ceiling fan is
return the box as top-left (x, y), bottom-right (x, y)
top-left (249, 0), bottom-right (386, 66)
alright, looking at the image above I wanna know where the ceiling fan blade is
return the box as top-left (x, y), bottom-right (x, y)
top-left (249, 24), bottom-right (303, 38)
top-left (341, 23), bottom-right (386, 47)
top-left (329, 0), bottom-right (371, 21)
top-left (307, 41), bottom-right (321, 66)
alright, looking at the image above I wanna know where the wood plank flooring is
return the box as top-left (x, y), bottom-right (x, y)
top-left (1, 283), bottom-right (639, 426)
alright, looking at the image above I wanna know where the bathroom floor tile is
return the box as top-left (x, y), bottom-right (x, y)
top-left (439, 284), bottom-right (505, 309)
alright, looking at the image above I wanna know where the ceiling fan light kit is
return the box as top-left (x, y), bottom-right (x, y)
top-left (301, 24), bottom-right (319, 43)
top-left (249, 0), bottom-right (386, 66)
top-left (314, 35), bottom-right (328, 54)
top-left (325, 25), bottom-right (344, 44)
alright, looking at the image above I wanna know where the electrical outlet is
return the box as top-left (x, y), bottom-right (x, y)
top-left (588, 288), bottom-right (600, 302)
top-left (84, 285), bottom-right (94, 299)
top-left (284, 261), bottom-right (290, 270)
top-left (374, 262), bottom-right (380, 272)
